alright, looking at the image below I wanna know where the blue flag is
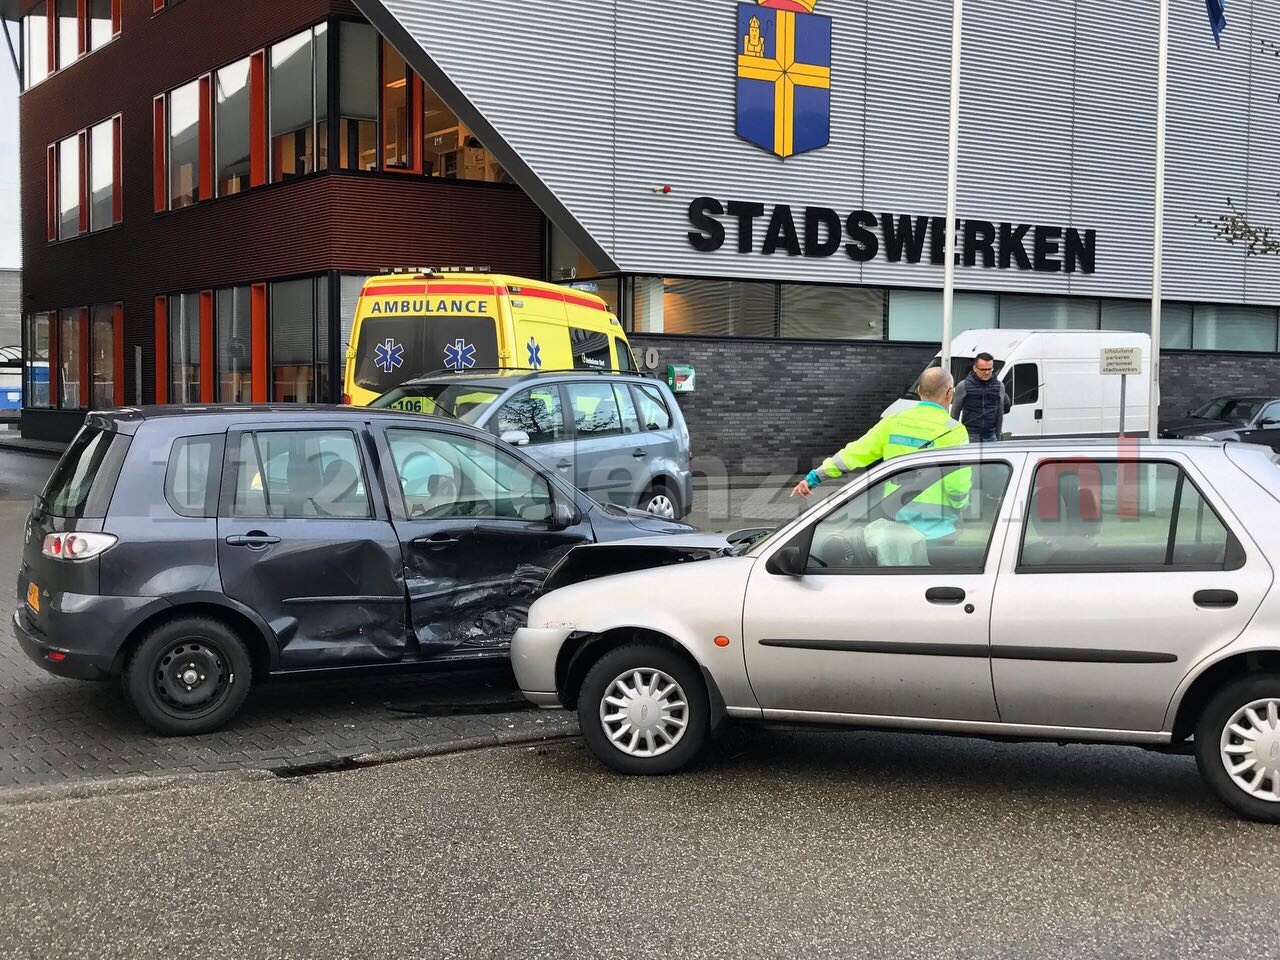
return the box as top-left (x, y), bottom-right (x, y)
top-left (1206, 0), bottom-right (1226, 47)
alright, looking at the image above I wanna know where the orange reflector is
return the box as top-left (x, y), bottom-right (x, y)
top-left (46, 651), bottom-right (66, 662)
top-left (714, 636), bottom-right (731, 647)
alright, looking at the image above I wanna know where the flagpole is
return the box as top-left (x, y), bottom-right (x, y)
top-left (941, 0), bottom-right (963, 380)
top-left (1149, 0), bottom-right (1168, 439)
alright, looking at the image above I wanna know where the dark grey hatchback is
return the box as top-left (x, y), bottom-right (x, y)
top-left (14, 405), bottom-right (694, 735)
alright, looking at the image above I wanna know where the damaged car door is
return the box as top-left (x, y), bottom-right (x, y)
top-left (378, 423), bottom-right (593, 657)
top-left (217, 426), bottom-right (409, 669)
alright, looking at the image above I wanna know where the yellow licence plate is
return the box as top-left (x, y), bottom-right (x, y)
top-left (26, 582), bottom-right (39, 613)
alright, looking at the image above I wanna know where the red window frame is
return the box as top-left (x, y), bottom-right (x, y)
top-left (111, 115), bottom-right (123, 224)
top-left (76, 131), bottom-right (89, 234)
top-left (251, 283), bottom-right (267, 403)
top-left (249, 51), bottom-right (267, 188)
top-left (46, 310), bottom-right (60, 407)
top-left (153, 94), bottom-right (166, 212)
top-left (45, 145), bottom-right (56, 241)
top-left (112, 303), bottom-right (125, 406)
top-left (153, 296), bottom-right (168, 404)
top-left (199, 290), bottom-right (214, 404)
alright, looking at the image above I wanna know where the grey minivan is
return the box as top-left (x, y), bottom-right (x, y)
top-left (370, 370), bottom-right (694, 519)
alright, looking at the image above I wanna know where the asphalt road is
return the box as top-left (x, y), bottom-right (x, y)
top-left (2, 730), bottom-right (1277, 960)
top-left (0, 449), bottom-right (50, 503)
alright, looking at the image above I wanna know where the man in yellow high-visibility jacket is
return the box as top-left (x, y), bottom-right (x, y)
top-left (791, 367), bottom-right (971, 541)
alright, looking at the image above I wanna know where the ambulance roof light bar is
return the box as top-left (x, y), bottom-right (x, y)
top-left (378, 265), bottom-right (492, 275)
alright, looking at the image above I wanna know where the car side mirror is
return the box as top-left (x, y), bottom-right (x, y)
top-left (767, 546), bottom-right (806, 578)
top-left (549, 497), bottom-right (577, 531)
top-left (501, 429), bottom-right (531, 446)
top-left (1261, 418), bottom-right (1280, 429)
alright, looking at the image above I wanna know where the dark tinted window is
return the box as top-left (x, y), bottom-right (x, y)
top-left (634, 383), bottom-right (672, 431)
top-left (42, 427), bottom-right (130, 519)
top-left (166, 435), bottom-right (220, 518)
top-left (615, 340), bottom-right (635, 372)
top-left (1008, 363), bottom-right (1039, 405)
top-left (496, 387), bottom-right (566, 443)
top-left (355, 316), bottom-right (500, 392)
top-left (569, 327), bottom-right (611, 370)
top-left (229, 430), bottom-right (371, 519)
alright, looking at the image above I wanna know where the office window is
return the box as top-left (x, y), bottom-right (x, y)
top-left (215, 58), bottom-right (251, 196)
top-left (382, 42), bottom-right (412, 169)
top-left (169, 80), bottom-right (201, 208)
top-left (999, 294), bottom-right (1098, 330)
top-left (24, 7), bottom-right (49, 86)
top-left (88, 119), bottom-right (114, 231)
top-left (780, 284), bottom-right (885, 340)
top-left (57, 135), bottom-right (79, 240)
top-left (1100, 300), bottom-right (1193, 350)
top-left (423, 86), bottom-right (504, 181)
top-left (339, 274), bottom-right (371, 357)
top-left (887, 289), bottom-right (999, 341)
top-left (59, 309), bottom-right (81, 408)
top-left (338, 21), bottom-right (378, 171)
top-left (56, 0), bottom-right (76, 69)
top-left (168, 292), bottom-right (200, 403)
top-left (271, 278), bottom-right (319, 402)
top-left (88, 0), bottom-right (113, 50)
top-left (640, 278), bottom-right (775, 337)
top-left (1192, 305), bottom-right (1278, 353)
top-left (216, 286), bottom-right (252, 402)
top-left (270, 25), bottom-right (327, 181)
top-left (91, 304), bottom-right (114, 408)
top-left (26, 313), bottom-right (52, 408)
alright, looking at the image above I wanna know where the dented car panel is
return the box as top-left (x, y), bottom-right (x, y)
top-left (540, 533), bottom-right (737, 593)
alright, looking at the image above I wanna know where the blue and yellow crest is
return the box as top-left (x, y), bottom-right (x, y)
top-left (736, 0), bottom-right (831, 159)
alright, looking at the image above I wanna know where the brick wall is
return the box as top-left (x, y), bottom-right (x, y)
top-left (630, 335), bottom-right (1280, 476)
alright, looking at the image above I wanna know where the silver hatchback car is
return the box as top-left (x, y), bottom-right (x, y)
top-left (513, 439), bottom-right (1280, 822)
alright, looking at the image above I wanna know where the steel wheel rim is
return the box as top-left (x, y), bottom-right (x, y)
top-left (645, 494), bottom-right (676, 519)
top-left (1219, 697), bottom-right (1280, 803)
top-left (599, 667), bottom-right (689, 758)
top-left (152, 638), bottom-right (233, 719)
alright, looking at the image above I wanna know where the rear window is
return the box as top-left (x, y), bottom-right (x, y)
top-left (354, 315), bottom-right (500, 392)
top-left (41, 426), bottom-right (131, 519)
top-left (369, 382), bottom-right (504, 422)
top-left (570, 327), bottom-right (611, 370)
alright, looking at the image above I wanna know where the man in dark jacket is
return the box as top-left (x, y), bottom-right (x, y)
top-left (950, 352), bottom-right (1011, 442)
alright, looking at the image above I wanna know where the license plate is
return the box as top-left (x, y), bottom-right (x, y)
top-left (26, 582), bottom-right (39, 613)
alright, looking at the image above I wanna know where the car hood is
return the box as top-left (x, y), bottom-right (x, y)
top-left (543, 530), bottom-right (756, 592)
top-left (1161, 417), bottom-right (1240, 437)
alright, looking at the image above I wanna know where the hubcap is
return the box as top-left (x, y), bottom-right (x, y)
top-left (599, 668), bottom-right (689, 758)
top-left (154, 640), bottom-right (231, 715)
top-left (1219, 698), bottom-right (1280, 803)
top-left (645, 494), bottom-right (676, 519)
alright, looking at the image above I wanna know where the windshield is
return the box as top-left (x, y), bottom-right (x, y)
top-left (903, 356), bottom-right (1005, 398)
top-left (1189, 397), bottom-right (1265, 425)
top-left (370, 383), bottom-right (504, 423)
top-left (354, 315), bottom-right (500, 393)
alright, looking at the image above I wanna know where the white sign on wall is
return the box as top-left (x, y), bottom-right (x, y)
top-left (1100, 347), bottom-right (1143, 376)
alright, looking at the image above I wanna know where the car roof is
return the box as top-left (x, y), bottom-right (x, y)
top-left (912, 437), bottom-right (1262, 456)
top-left (87, 404), bottom-right (460, 433)
top-left (393, 369), bottom-right (663, 389)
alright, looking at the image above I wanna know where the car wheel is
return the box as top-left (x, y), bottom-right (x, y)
top-left (577, 643), bottom-right (709, 774)
top-left (638, 482), bottom-right (678, 520)
top-left (123, 617), bottom-right (253, 737)
top-left (1194, 673), bottom-right (1280, 823)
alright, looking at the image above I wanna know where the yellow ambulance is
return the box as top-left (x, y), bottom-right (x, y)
top-left (341, 270), bottom-right (636, 407)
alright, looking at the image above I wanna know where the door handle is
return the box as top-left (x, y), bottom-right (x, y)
top-left (556, 460), bottom-right (572, 470)
top-left (1034, 409), bottom-right (1044, 421)
top-left (225, 533), bottom-right (280, 548)
top-left (925, 586), bottom-right (966, 605)
top-left (632, 448), bottom-right (648, 459)
top-left (1194, 589), bottom-right (1238, 608)
top-left (412, 534), bottom-right (460, 549)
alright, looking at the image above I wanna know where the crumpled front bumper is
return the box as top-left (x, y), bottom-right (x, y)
top-left (510, 626), bottom-right (575, 707)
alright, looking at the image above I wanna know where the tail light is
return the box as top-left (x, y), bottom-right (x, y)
top-left (42, 532), bottom-right (117, 561)
top-left (341, 393), bottom-right (352, 405)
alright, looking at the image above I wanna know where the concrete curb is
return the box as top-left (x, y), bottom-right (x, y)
top-left (0, 436), bottom-right (65, 459)
top-left (0, 768), bottom-right (278, 807)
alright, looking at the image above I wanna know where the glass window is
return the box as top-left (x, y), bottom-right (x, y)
top-left (634, 383), bottom-right (672, 431)
top-left (1258, 402), bottom-right (1280, 427)
top-left (887, 289), bottom-right (999, 342)
top-left (372, 382), bottom-right (503, 420)
top-left (1020, 461), bottom-right (1237, 570)
top-left (566, 382), bottom-right (624, 438)
top-left (314, 22), bottom-right (329, 173)
top-left (216, 286), bottom-right (252, 403)
top-left (613, 384), bottom-right (641, 434)
top-left (270, 278), bottom-right (316, 402)
top-left (59, 309), bottom-right (81, 408)
top-left (57, 135), bottom-right (80, 240)
top-left (382, 41), bottom-right (411, 169)
top-left (999, 294), bottom-right (1099, 330)
top-left (496, 386), bottom-right (566, 444)
top-left (1188, 396), bottom-right (1269, 425)
top-left (339, 274), bottom-right (371, 356)
top-left (338, 21), bottom-right (378, 172)
top-left (89, 119), bottom-right (114, 231)
top-left (615, 339), bottom-right (634, 372)
top-left (316, 278), bottom-right (331, 402)
top-left (25, 8), bottom-right (49, 87)
top-left (805, 461), bottom-right (1012, 571)
top-left (386, 428), bottom-right (553, 522)
top-left (550, 223), bottom-right (601, 282)
top-left (1100, 300), bottom-right (1193, 350)
top-left (43, 427), bottom-right (128, 519)
top-left (231, 430), bottom-right (371, 520)
top-left (168, 292), bottom-right (200, 404)
top-left (270, 29), bottom-right (318, 181)
top-left (780, 284), bottom-right (885, 340)
top-left (650, 278), bottom-right (776, 337)
top-left (423, 85), bottom-right (504, 181)
top-left (215, 58), bottom-right (251, 197)
top-left (91, 304), bottom-right (113, 408)
top-left (88, 0), bottom-right (112, 50)
top-left (169, 80), bottom-right (201, 208)
top-left (1192, 305), bottom-right (1278, 353)
top-left (1004, 362), bottom-right (1039, 406)
top-left (56, 0), bottom-right (76, 70)
top-left (25, 313), bottom-right (52, 408)
top-left (569, 327), bottom-right (612, 370)
top-left (166, 435), bottom-right (216, 517)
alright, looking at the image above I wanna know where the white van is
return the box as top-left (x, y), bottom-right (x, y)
top-left (884, 329), bottom-right (1154, 437)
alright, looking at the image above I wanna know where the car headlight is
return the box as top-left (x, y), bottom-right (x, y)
top-left (1186, 434), bottom-right (1220, 441)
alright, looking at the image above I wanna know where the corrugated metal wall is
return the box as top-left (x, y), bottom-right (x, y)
top-left (376, 0), bottom-right (1280, 304)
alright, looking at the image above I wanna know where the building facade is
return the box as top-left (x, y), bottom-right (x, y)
top-left (7, 0), bottom-right (1280, 469)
